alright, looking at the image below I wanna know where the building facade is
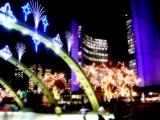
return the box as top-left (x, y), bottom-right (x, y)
top-left (126, 17), bottom-right (137, 73)
top-left (83, 34), bottom-right (108, 63)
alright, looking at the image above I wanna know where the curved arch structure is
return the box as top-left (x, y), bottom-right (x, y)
top-left (0, 21), bottom-right (99, 111)
top-left (0, 54), bottom-right (56, 105)
top-left (0, 78), bottom-right (24, 109)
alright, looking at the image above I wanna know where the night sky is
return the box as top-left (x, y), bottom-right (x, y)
top-left (0, 0), bottom-right (131, 84)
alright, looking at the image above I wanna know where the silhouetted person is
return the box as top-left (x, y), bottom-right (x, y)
top-left (98, 114), bottom-right (105, 120)
top-left (80, 106), bottom-right (90, 120)
top-left (98, 106), bottom-right (106, 120)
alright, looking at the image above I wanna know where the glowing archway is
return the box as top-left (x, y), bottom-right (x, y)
top-left (0, 21), bottom-right (100, 111)
top-left (0, 54), bottom-right (56, 105)
top-left (0, 78), bottom-right (24, 109)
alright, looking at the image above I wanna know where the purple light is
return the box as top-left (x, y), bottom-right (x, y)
top-left (131, 0), bottom-right (160, 86)
top-left (71, 20), bottom-right (80, 92)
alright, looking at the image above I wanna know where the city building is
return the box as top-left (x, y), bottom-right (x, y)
top-left (131, 0), bottom-right (160, 86)
top-left (70, 20), bottom-right (109, 93)
top-left (126, 17), bottom-right (137, 73)
top-left (15, 68), bottom-right (23, 78)
top-left (83, 34), bottom-right (108, 63)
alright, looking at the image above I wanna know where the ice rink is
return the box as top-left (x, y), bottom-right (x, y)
top-left (0, 112), bottom-right (115, 120)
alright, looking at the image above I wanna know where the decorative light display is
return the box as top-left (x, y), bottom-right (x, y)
top-left (16, 42), bottom-right (26, 62)
top-left (0, 2), bottom-right (101, 111)
top-left (42, 72), bottom-right (69, 100)
top-left (52, 34), bottom-right (63, 48)
top-left (28, 0), bottom-right (45, 29)
top-left (80, 62), bottom-right (141, 101)
top-left (21, 1), bottom-right (49, 52)
top-left (21, 3), bottom-right (31, 22)
top-left (0, 3), bottom-right (17, 28)
top-left (32, 34), bottom-right (40, 52)
top-left (41, 15), bottom-right (49, 32)
top-left (65, 31), bottom-right (73, 52)
top-left (0, 45), bottom-right (12, 60)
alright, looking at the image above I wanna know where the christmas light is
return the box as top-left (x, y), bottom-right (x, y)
top-left (65, 31), bottom-right (73, 52)
top-left (81, 62), bottom-right (141, 101)
top-left (0, 3), bottom-right (17, 28)
top-left (16, 43), bottom-right (26, 62)
top-left (0, 45), bottom-right (12, 60)
top-left (41, 15), bottom-right (49, 32)
top-left (52, 34), bottom-right (63, 48)
top-left (21, 3), bottom-right (31, 22)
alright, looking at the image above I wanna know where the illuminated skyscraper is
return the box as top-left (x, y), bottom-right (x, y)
top-left (70, 20), bottom-right (109, 93)
top-left (131, 0), bottom-right (160, 86)
top-left (126, 17), bottom-right (137, 73)
top-left (83, 34), bottom-right (108, 63)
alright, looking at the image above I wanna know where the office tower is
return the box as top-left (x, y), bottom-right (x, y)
top-left (83, 34), bottom-right (108, 63)
top-left (70, 20), bottom-right (109, 93)
top-left (126, 18), bottom-right (137, 73)
top-left (131, 0), bottom-right (160, 86)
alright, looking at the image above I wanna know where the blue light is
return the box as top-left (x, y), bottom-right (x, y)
top-left (32, 35), bottom-right (40, 52)
top-left (21, 3), bottom-right (31, 22)
top-left (0, 45), bottom-right (12, 60)
top-left (0, 2), bottom-right (17, 25)
top-left (52, 34), bottom-right (63, 48)
top-left (41, 15), bottom-right (49, 32)
top-left (0, 3), bottom-right (15, 18)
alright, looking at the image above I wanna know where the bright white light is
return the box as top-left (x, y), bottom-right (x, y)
top-left (0, 112), bottom-right (115, 120)
top-left (0, 45), bottom-right (12, 60)
top-left (29, 0), bottom-right (45, 29)
top-left (78, 51), bottom-right (81, 56)
top-left (54, 48), bottom-right (60, 54)
top-left (0, 3), bottom-right (17, 28)
top-left (65, 31), bottom-right (73, 52)
top-left (52, 34), bottom-right (63, 48)
top-left (16, 43), bottom-right (26, 62)
top-left (21, 29), bottom-right (28, 35)
top-left (45, 43), bottom-right (51, 48)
